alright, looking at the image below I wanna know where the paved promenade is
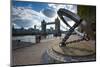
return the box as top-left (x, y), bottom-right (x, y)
top-left (12, 35), bottom-right (95, 66)
top-left (12, 37), bottom-right (60, 66)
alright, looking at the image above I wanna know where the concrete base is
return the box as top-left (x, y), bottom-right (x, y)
top-left (44, 40), bottom-right (96, 63)
top-left (52, 40), bottom-right (95, 56)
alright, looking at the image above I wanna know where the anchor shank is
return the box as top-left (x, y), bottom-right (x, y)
top-left (61, 19), bottom-right (82, 46)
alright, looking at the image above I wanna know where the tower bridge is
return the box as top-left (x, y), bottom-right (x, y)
top-left (41, 17), bottom-right (61, 37)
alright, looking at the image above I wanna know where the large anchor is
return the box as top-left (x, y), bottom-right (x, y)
top-left (57, 8), bottom-right (89, 47)
top-left (46, 8), bottom-right (95, 61)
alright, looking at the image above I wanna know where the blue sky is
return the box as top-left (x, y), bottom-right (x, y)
top-left (13, 1), bottom-right (49, 12)
top-left (12, 1), bottom-right (77, 31)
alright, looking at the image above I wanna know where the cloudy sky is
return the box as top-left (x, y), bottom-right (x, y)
top-left (12, 0), bottom-right (77, 31)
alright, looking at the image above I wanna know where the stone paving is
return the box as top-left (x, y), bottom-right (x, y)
top-left (12, 35), bottom-right (96, 66)
top-left (12, 37), bottom-right (59, 66)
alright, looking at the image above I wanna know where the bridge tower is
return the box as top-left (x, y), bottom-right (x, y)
top-left (41, 17), bottom-right (61, 37)
top-left (54, 17), bottom-right (61, 36)
top-left (41, 20), bottom-right (46, 37)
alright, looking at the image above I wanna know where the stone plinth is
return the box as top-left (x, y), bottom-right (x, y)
top-left (44, 40), bottom-right (96, 63)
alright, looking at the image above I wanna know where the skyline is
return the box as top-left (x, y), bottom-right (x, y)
top-left (12, 1), bottom-right (77, 31)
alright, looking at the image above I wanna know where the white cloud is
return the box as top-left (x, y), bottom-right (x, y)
top-left (12, 6), bottom-right (45, 29)
top-left (48, 4), bottom-right (77, 13)
top-left (48, 4), bottom-right (77, 31)
top-left (12, 5), bottom-right (59, 29)
top-left (41, 8), bottom-right (56, 18)
top-left (12, 3), bottom-right (77, 31)
top-left (12, 23), bottom-right (21, 29)
top-left (48, 4), bottom-right (67, 11)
